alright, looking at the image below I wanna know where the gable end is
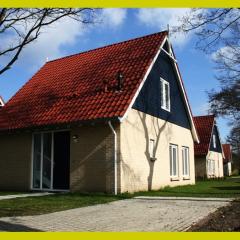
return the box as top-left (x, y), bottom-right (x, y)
top-left (132, 39), bottom-right (192, 130)
top-left (209, 125), bottom-right (223, 153)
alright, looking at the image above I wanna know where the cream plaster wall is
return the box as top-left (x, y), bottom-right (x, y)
top-left (120, 109), bottom-right (195, 193)
top-left (206, 151), bottom-right (224, 178)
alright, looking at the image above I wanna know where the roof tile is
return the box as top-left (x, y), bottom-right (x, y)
top-left (0, 31), bottom-right (167, 131)
top-left (222, 144), bottom-right (232, 163)
top-left (193, 115), bottom-right (215, 156)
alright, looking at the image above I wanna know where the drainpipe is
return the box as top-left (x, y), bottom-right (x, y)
top-left (108, 121), bottom-right (117, 195)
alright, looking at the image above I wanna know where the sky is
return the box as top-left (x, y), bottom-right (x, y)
top-left (0, 8), bottom-right (231, 140)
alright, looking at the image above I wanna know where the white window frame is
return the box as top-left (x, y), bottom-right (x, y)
top-left (160, 78), bottom-right (170, 112)
top-left (182, 146), bottom-right (190, 178)
top-left (213, 134), bottom-right (216, 148)
top-left (212, 160), bottom-right (215, 175)
top-left (207, 159), bottom-right (215, 176)
top-left (149, 139), bottom-right (155, 159)
top-left (170, 144), bottom-right (179, 179)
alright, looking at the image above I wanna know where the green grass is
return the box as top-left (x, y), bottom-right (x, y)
top-left (0, 192), bottom-right (130, 218)
top-left (0, 177), bottom-right (239, 218)
top-left (135, 177), bottom-right (240, 198)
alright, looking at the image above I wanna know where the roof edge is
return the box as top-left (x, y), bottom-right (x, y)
top-left (119, 35), bottom-right (199, 143)
top-left (47, 31), bottom-right (169, 65)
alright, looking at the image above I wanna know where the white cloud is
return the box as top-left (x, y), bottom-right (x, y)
top-left (100, 8), bottom-right (127, 28)
top-left (211, 46), bottom-right (238, 61)
top-left (136, 8), bottom-right (193, 47)
top-left (21, 18), bottom-right (87, 68)
top-left (1, 9), bottom-right (127, 72)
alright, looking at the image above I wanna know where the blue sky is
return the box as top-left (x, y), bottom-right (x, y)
top-left (0, 8), bottom-right (230, 140)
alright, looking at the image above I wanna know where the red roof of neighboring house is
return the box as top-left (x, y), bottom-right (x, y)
top-left (193, 115), bottom-right (215, 156)
top-left (0, 31), bottom-right (168, 131)
top-left (222, 144), bottom-right (232, 163)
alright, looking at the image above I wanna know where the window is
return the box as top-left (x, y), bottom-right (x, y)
top-left (160, 78), bottom-right (170, 111)
top-left (182, 147), bottom-right (190, 177)
top-left (208, 159), bottom-right (215, 176)
top-left (170, 144), bottom-right (178, 177)
top-left (213, 134), bottom-right (216, 148)
top-left (149, 139), bottom-right (155, 159)
top-left (32, 133), bottom-right (52, 190)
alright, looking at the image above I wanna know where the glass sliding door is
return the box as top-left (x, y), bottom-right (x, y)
top-left (32, 134), bottom-right (41, 188)
top-left (42, 133), bottom-right (52, 189)
top-left (32, 132), bottom-right (53, 190)
top-left (32, 131), bottom-right (70, 191)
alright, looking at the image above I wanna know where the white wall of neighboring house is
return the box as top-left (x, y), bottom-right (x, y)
top-left (224, 162), bottom-right (232, 176)
top-left (206, 151), bottom-right (224, 178)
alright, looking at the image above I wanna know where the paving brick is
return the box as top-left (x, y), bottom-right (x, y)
top-left (0, 198), bottom-right (229, 232)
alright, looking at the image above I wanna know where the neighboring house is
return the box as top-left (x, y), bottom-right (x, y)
top-left (194, 115), bottom-right (224, 179)
top-left (0, 31), bottom-right (199, 194)
top-left (0, 96), bottom-right (4, 107)
top-left (222, 144), bottom-right (232, 176)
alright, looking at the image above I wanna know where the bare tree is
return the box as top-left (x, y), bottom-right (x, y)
top-left (227, 125), bottom-right (240, 171)
top-left (174, 8), bottom-right (240, 137)
top-left (173, 8), bottom-right (240, 53)
top-left (0, 8), bottom-right (98, 75)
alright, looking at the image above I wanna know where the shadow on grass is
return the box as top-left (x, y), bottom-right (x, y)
top-left (213, 186), bottom-right (240, 191)
top-left (141, 189), bottom-right (240, 197)
top-left (0, 220), bottom-right (42, 232)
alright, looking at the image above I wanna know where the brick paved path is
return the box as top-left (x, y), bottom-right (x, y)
top-left (0, 198), bottom-right (229, 232)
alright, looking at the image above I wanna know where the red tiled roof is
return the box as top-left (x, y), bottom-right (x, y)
top-left (0, 31), bottom-right (168, 131)
top-left (193, 115), bottom-right (215, 156)
top-left (222, 144), bottom-right (232, 163)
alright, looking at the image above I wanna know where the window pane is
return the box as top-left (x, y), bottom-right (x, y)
top-left (161, 81), bottom-right (164, 108)
top-left (173, 148), bottom-right (176, 176)
top-left (185, 149), bottom-right (189, 175)
top-left (169, 146), bottom-right (172, 176)
top-left (42, 133), bottom-right (52, 189)
top-left (149, 139), bottom-right (154, 158)
top-left (208, 160), bottom-right (211, 175)
top-left (213, 135), bottom-right (216, 148)
top-left (33, 134), bottom-right (41, 188)
top-left (165, 83), bottom-right (169, 110)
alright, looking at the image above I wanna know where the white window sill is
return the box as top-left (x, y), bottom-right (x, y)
top-left (170, 177), bottom-right (179, 181)
top-left (161, 106), bottom-right (171, 112)
top-left (183, 176), bottom-right (190, 180)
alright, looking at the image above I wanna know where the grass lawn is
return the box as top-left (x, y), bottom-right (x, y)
top-left (0, 177), bottom-right (239, 218)
top-left (135, 177), bottom-right (240, 198)
top-left (0, 192), bottom-right (129, 218)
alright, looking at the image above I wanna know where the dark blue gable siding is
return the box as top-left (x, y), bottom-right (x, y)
top-left (209, 125), bottom-right (222, 153)
top-left (132, 51), bottom-right (191, 129)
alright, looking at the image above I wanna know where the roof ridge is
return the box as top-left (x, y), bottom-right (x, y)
top-left (47, 31), bottom-right (168, 64)
top-left (194, 114), bottom-right (215, 118)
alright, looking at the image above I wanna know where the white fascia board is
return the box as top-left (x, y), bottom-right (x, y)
top-left (168, 39), bottom-right (199, 143)
top-left (207, 118), bottom-right (224, 158)
top-left (215, 123), bottom-right (225, 158)
top-left (119, 36), bottom-right (199, 143)
top-left (0, 96), bottom-right (5, 106)
top-left (119, 36), bottom-right (168, 122)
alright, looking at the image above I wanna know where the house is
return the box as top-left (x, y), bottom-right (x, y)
top-left (0, 31), bottom-right (199, 194)
top-left (0, 96), bottom-right (4, 107)
top-left (194, 115), bottom-right (224, 179)
top-left (222, 144), bottom-right (232, 176)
